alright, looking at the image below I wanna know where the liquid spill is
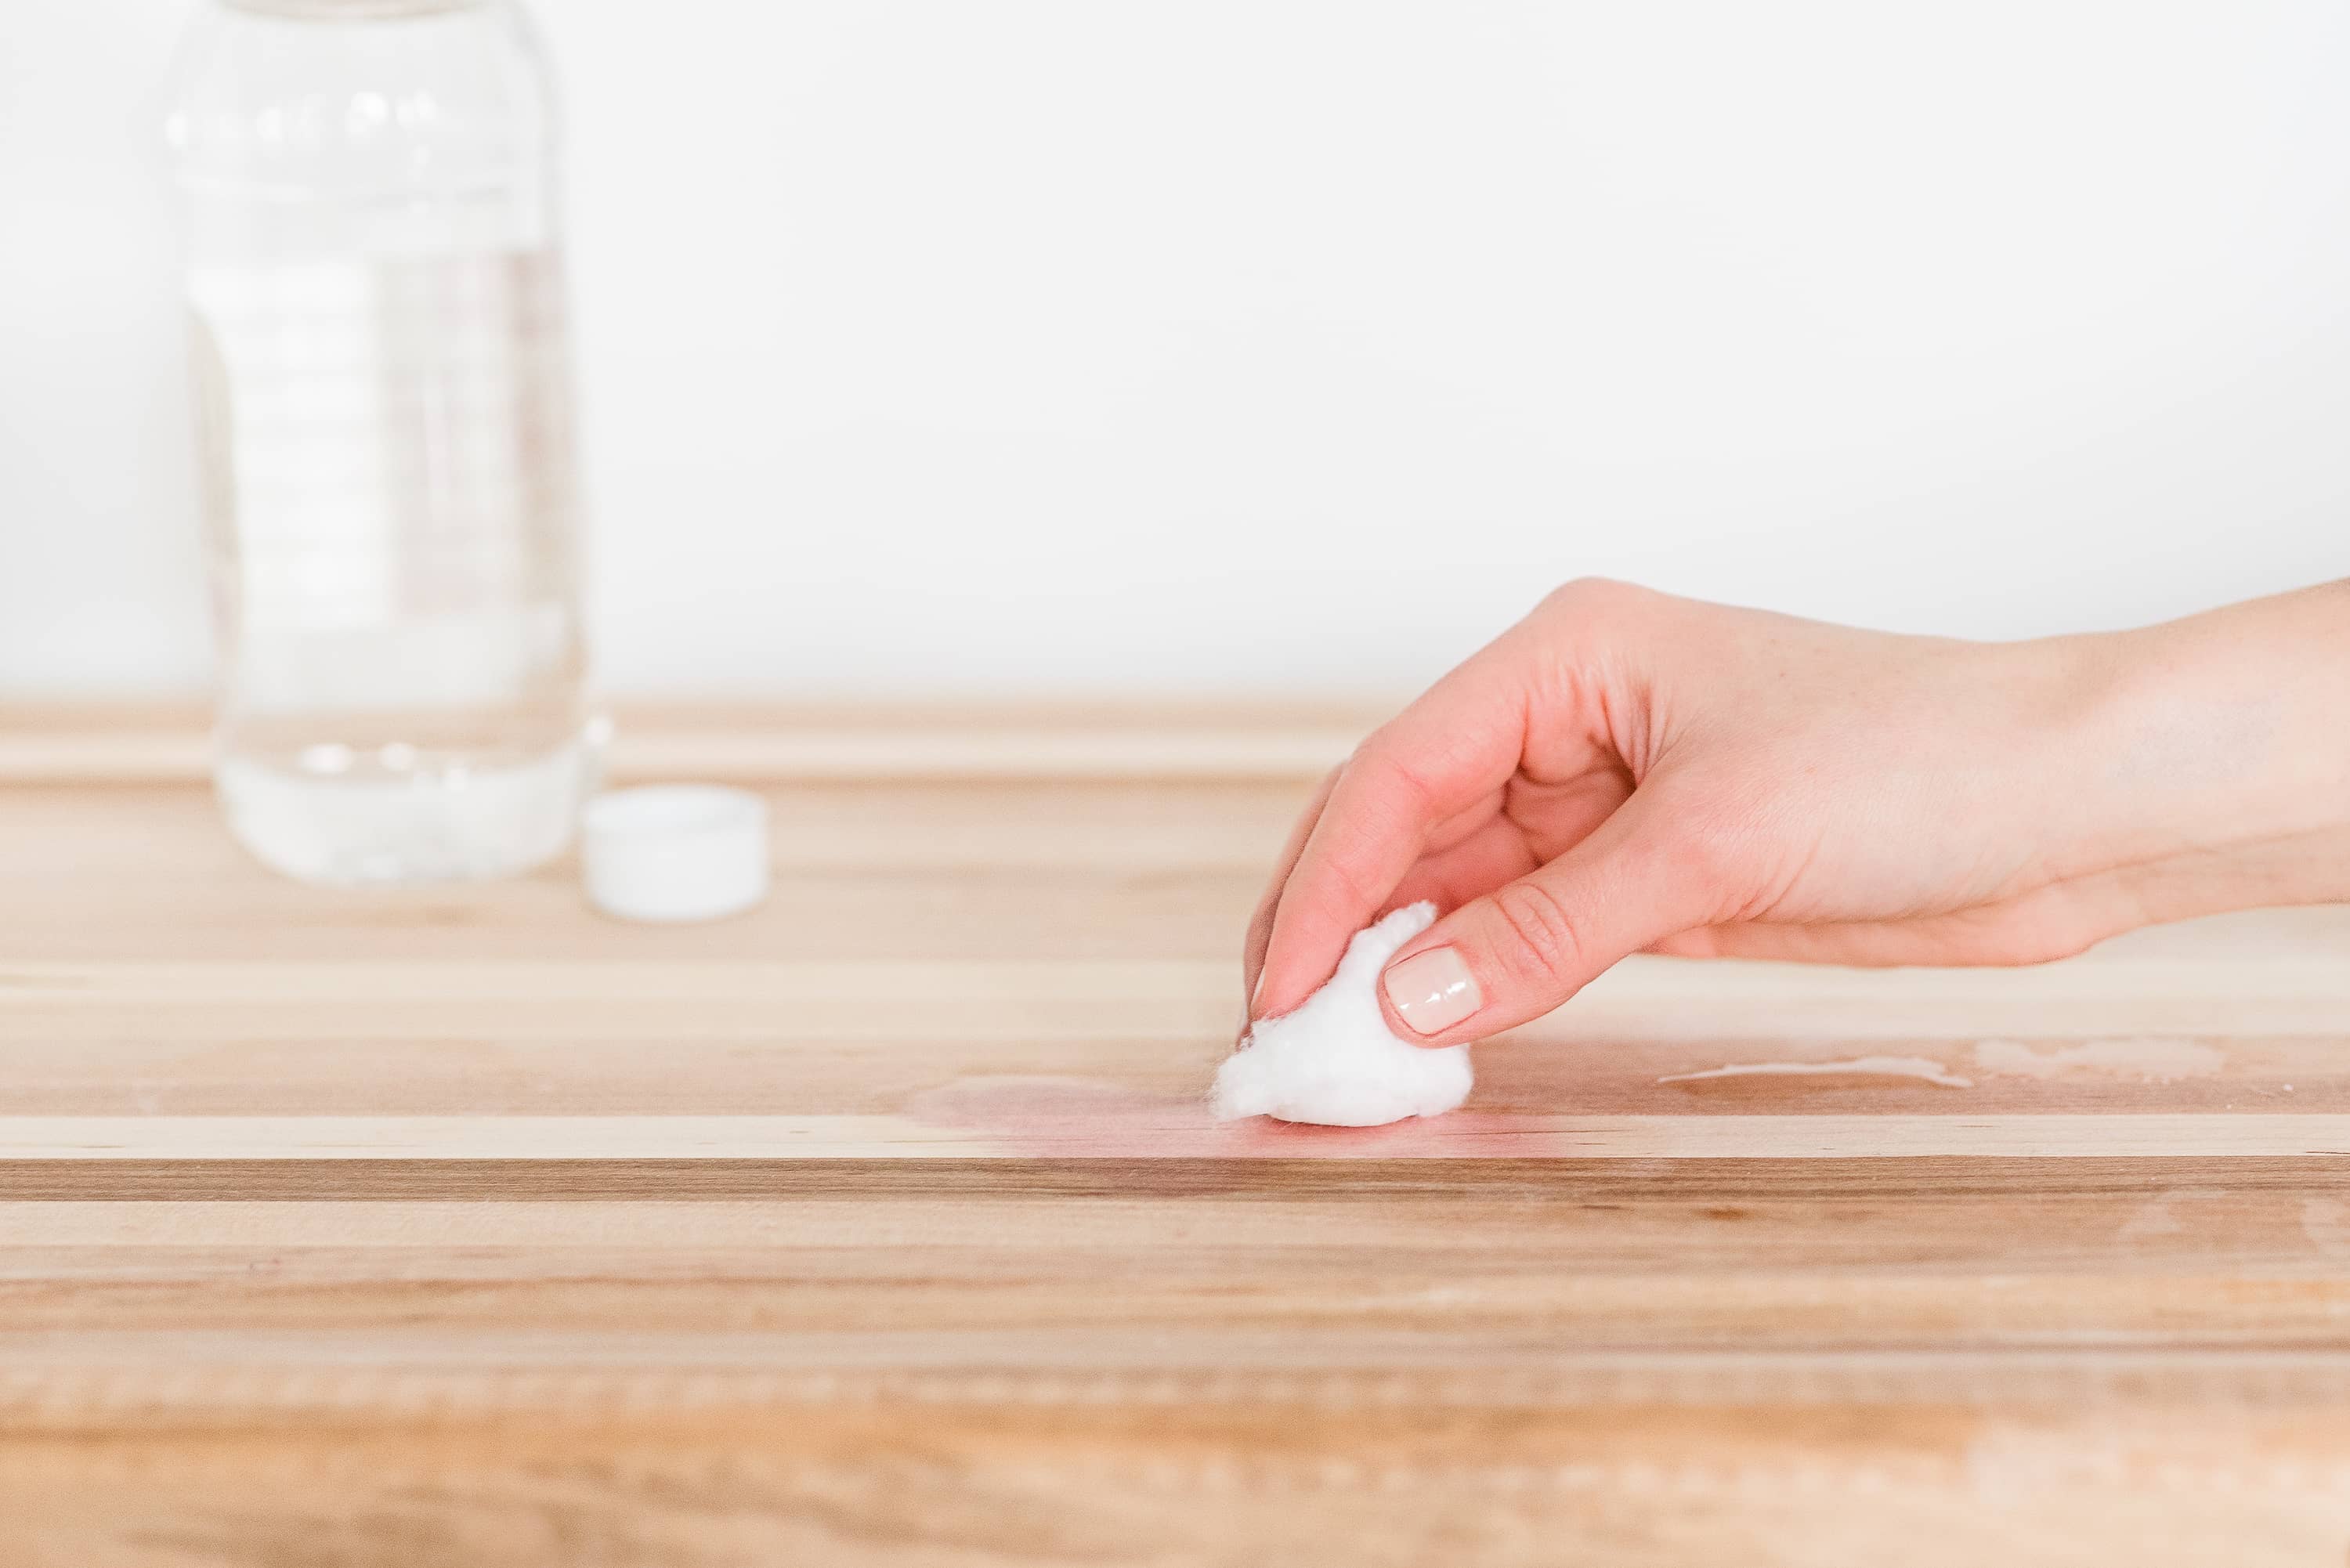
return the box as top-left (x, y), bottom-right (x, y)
top-left (903, 1075), bottom-right (1224, 1156)
top-left (899, 1074), bottom-right (1542, 1158)
top-left (1971, 1037), bottom-right (2225, 1083)
top-left (2117, 1187), bottom-right (2229, 1241)
top-left (1656, 1055), bottom-right (1975, 1090)
top-left (2301, 1198), bottom-right (2349, 1259)
top-left (900, 1074), bottom-right (1501, 1158)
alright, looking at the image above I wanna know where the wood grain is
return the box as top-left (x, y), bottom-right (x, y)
top-left (2, 709), bottom-right (2348, 1566)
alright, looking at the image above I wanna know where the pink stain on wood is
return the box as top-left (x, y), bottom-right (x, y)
top-left (901, 1075), bottom-right (1544, 1158)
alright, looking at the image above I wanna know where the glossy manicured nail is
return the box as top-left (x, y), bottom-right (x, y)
top-left (1382, 946), bottom-right (1481, 1038)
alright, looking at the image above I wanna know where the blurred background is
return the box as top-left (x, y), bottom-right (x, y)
top-left (6, 0), bottom-right (2348, 702)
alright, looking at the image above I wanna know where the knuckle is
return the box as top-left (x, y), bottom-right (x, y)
top-left (1346, 732), bottom-right (1440, 818)
top-left (1485, 879), bottom-right (1585, 984)
top-left (1537, 576), bottom-right (1644, 623)
top-left (1318, 837), bottom-right (1394, 916)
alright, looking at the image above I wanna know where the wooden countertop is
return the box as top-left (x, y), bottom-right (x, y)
top-left (3, 709), bottom-right (2348, 1565)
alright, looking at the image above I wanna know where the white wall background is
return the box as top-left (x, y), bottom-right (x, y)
top-left (5, 0), bottom-right (2348, 699)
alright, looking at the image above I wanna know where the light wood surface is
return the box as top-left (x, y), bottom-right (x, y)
top-left (2, 709), bottom-right (2348, 1566)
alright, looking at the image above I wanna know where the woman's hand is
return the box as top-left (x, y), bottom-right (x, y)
top-left (1243, 579), bottom-right (2350, 1048)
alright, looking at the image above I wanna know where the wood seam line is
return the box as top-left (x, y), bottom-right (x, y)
top-left (3, 1115), bottom-right (2348, 1160)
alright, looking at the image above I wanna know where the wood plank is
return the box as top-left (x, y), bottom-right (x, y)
top-left (5, 1112), bottom-right (2350, 1160)
top-left (6, 1399), bottom-right (2345, 1568)
top-left (3, 710), bottom-right (2349, 1564)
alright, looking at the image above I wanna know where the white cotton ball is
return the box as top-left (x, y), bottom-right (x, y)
top-left (1211, 901), bottom-right (1473, 1126)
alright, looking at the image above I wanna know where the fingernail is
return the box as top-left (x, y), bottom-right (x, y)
top-left (1383, 946), bottom-right (1482, 1038)
top-left (1249, 969), bottom-right (1266, 1013)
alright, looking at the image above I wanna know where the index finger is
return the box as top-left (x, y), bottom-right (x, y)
top-left (1241, 764), bottom-right (1340, 1020)
top-left (1249, 646), bottom-right (1536, 1019)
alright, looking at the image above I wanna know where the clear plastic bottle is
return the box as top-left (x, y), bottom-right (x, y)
top-left (161, 0), bottom-right (598, 885)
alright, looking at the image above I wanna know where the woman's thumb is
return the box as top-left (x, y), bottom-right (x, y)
top-left (1377, 793), bottom-right (1716, 1046)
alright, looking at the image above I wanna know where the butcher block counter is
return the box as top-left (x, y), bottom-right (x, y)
top-left (2, 707), bottom-right (2348, 1566)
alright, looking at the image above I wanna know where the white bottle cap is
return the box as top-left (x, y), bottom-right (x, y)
top-left (581, 785), bottom-right (769, 923)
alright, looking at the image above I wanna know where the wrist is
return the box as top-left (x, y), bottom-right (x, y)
top-left (2055, 583), bottom-right (2350, 915)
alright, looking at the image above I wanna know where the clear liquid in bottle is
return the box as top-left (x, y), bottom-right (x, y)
top-left (166, 0), bottom-right (599, 884)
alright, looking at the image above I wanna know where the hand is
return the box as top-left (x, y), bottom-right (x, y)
top-left (1243, 579), bottom-right (2350, 1048)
